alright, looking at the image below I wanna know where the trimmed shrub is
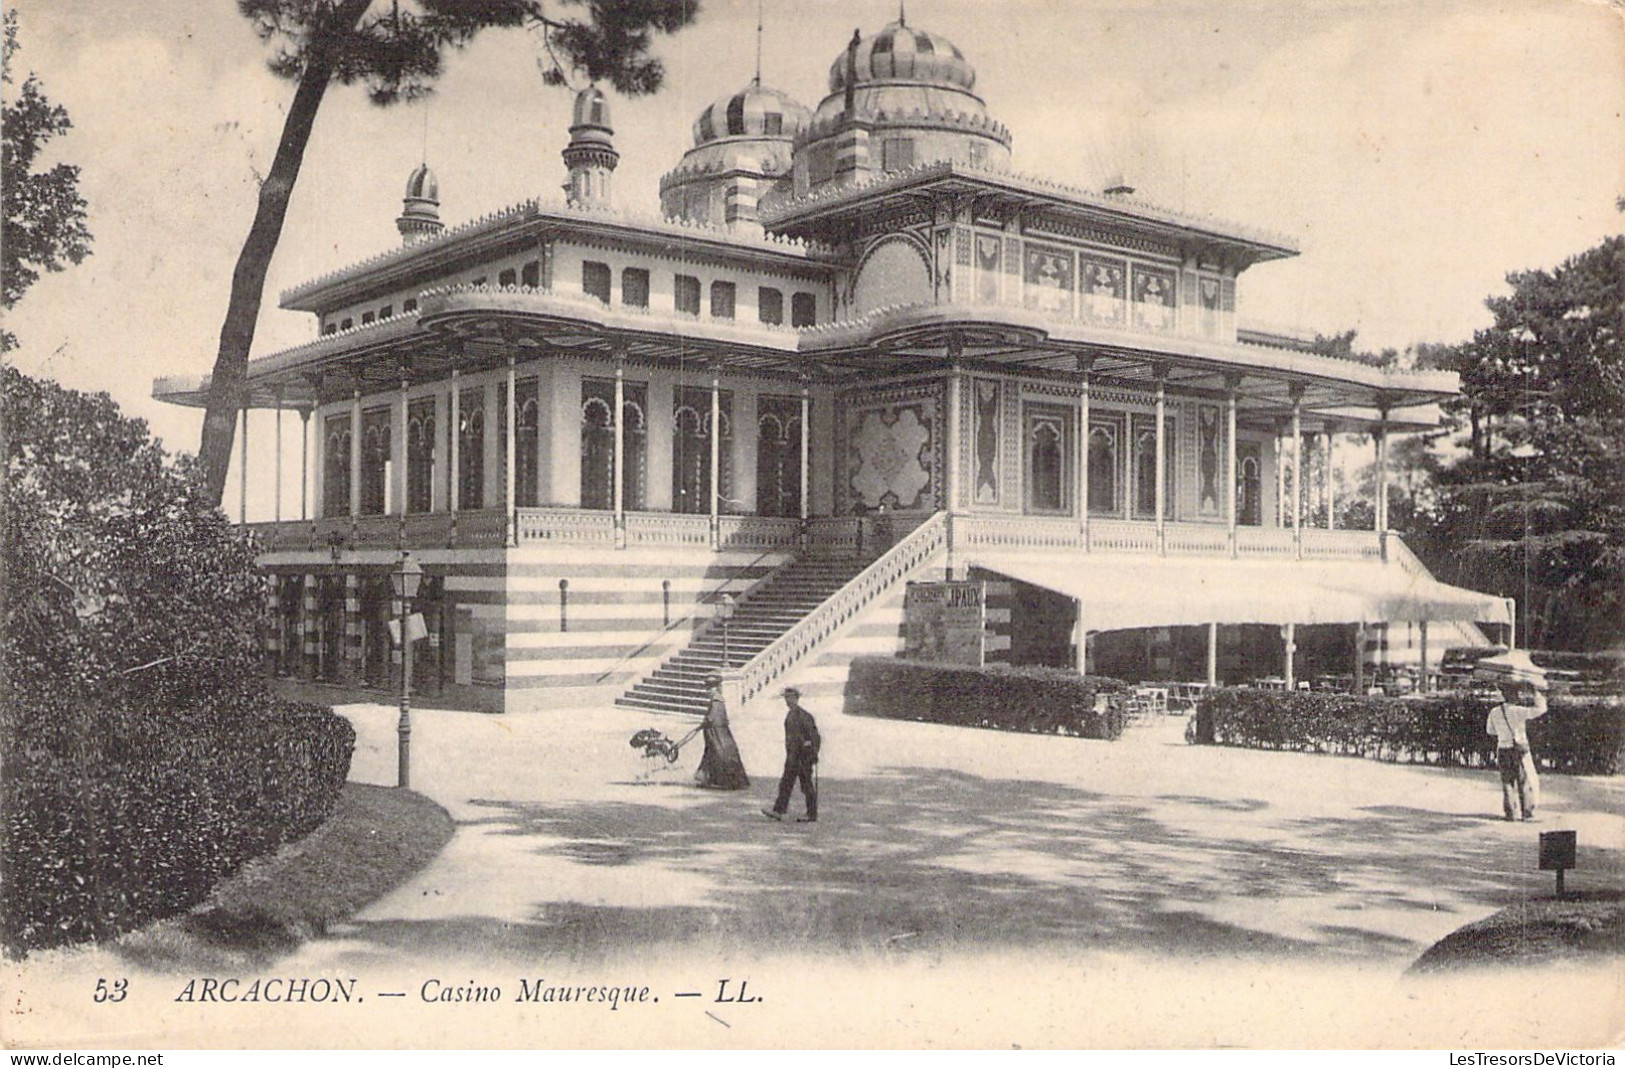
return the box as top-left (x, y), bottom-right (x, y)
top-left (844, 657), bottom-right (1129, 740)
top-left (1190, 688), bottom-right (1625, 775)
top-left (2, 694), bottom-right (355, 956)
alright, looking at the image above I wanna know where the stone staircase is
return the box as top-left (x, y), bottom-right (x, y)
top-left (615, 554), bottom-right (874, 716)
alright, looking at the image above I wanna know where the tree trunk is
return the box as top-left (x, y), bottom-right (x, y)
top-left (198, 0), bottom-right (372, 506)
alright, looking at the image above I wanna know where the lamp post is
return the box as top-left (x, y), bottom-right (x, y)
top-left (391, 551), bottom-right (423, 788)
top-left (720, 592), bottom-right (736, 668)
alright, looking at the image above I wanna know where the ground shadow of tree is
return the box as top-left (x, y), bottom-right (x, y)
top-left (316, 766), bottom-right (1620, 967)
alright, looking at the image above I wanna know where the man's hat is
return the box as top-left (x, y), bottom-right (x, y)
top-left (781, 686), bottom-right (801, 698)
top-left (703, 671), bottom-right (723, 686)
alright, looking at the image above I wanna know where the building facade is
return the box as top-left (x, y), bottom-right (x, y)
top-left (154, 15), bottom-right (1510, 715)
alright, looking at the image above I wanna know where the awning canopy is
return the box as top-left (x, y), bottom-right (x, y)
top-left (963, 552), bottom-right (1512, 632)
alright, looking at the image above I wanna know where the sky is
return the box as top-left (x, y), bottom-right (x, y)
top-left (6, 0), bottom-right (1623, 519)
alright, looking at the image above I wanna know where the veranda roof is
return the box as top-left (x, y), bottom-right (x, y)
top-left (962, 552), bottom-right (1512, 632)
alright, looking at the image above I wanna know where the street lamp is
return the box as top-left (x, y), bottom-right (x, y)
top-left (391, 550), bottom-right (423, 788)
top-left (720, 592), bottom-right (736, 668)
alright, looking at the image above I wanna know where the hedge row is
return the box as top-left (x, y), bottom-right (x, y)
top-left (3, 697), bottom-right (356, 956)
top-left (1189, 688), bottom-right (1625, 775)
top-left (844, 657), bottom-right (1130, 740)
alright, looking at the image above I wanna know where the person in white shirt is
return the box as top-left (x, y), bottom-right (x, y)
top-left (1486, 681), bottom-right (1546, 821)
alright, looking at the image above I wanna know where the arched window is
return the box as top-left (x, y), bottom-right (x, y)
top-left (1131, 413), bottom-right (1178, 520)
top-left (580, 390), bottom-right (615, 510)
top-left (360, 409), bottom-right (390, 515)
top-left (407, 400), bottom-right (435, 513)
top-left (1087, 419), bottom-right (1119, 515)
top-left (514, 383), bottom-right (539, 508)
top-left (323, 415), bottom-right (351, 516)
top-left (621, 388), bottom-right (647, 511)
top-left (672, 386), bottom-right (732, 514)
top-left (756, 396), bottom-right (803, 517)
top-left (1025, 407), bottom-right (1069, 515)
top-left (458, 392), bottom-right (484, 511)
top-left (1238, 443), bottom-right (1263, 526)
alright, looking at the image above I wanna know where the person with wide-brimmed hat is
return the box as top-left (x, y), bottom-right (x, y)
top-left (1477, 650), bottom-right (1549, 821)
top-left (695, 672), bottom-right (750, 791)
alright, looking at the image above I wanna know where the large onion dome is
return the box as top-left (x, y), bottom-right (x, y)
top-left (827, 19), bottom-right (976, 93)
top-left (692, 82), bottom-right (811, 146)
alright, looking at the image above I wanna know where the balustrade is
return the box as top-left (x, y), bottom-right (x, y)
top-left (735, 511), bottom-right (949, 706)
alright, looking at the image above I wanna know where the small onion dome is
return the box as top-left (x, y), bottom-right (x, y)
top-left (828, 20), bottom-right (975, 93)
top-left (397, 162), bottom-right (443, 243)
top-left (569, 85), bottom-right (614, 146)
top-left (404, 161), bottom-right (439, 205)
top-left (692, 83), bottom-right (811, 146)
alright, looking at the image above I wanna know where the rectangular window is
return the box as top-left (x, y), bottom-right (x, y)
top-left (361, 311), bottom-right (375, 325)
top-left (323, 413), bottom-right (352, 516)
top-left (498, 268), bottom-right (516, 287)
top-left (582, 261), bottom-right (612, 304)
top-left (758, 287), bottom-right (783, 325)
top-left (406, 398), bottom-right (435, 514)
top-left (791, 292), bottom-right (816, 327)
top-left (521, 260), bottom-right (540, 288)
top-left (808, 145), bottom-right (835, 185)
top-left (622, 267), bottom-right (650, 309)
top-left (323, 323), bottom-right (338, 336)
top-left (340, 317), bottom-right (354, 331)
top-left (380, 304), bottom-right (393, 319)
top-left (675, 274), bottom-right (701, 316)
top-left (881, 138), bottom-right (915, 173)
top-left (360, 407), bottom-right (391, 515)
top-left (403, 298), bottom-right (418, 313)
top-left (710, 281), bottom-right (736, 320)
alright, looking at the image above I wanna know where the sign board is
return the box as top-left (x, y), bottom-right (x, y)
top-left (1539, 830), bottom-right (1576, 871)
top-left (387, 613), bottom-right (429, 646)
top-left (903, 581), bottom-right (986, 665)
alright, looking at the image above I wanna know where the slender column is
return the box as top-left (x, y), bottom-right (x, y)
top-left (799, 381), bottom-right (810, 521)
top-left (1073, 601), bottom-right (1087, 674)
top-left (1225, 376), bottom-right (1240, 556)
top-left (1418, 619), bottom-right (1430, 693)
top-left (299, 409), bottom-right (310, 521)
top-left (946, 364), bottom-right (962, 515)
top-left (274, 390), bottom-right (283, 524)
top-left (449, 370), bottom-right (461, 514)
top-left (708, 372), bottom-right (721, 550)
top-left (1078, 356), bottom-right (1093, 548)
top-left (239, 404), bottom-right (249, 526)
top-left (505, 355), bottom-right (517, 545)
top-left (349, 388), bottom-right (361, 519)
top-left (1207, 622), bottom-right (1219, 687)
top-left (614, 360), bottom-right (626, 547)
top-left (1375, 408), bottom-right (1390, 561)
top-left (1275, 422), bottom-right (1287, 528)
top-left (1154, 365), bottom-right (1167, 555)
top-left (395, 373), bottom-right (409, 516)
top-left (1284, 622), bottom-right (1297, 690)
top-left (1290, 386), bottom-right (1303, 559)
top-left (1323, 427), bottom-right (1335, 530)
top-left (1354, 622), bottom-right (1366, 694)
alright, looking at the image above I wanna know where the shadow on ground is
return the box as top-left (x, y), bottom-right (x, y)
top-left (319, 766), bottom-right (1620, 966)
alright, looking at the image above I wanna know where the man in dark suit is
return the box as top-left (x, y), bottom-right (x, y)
top-left (763, 686), bottom-right (820, 823)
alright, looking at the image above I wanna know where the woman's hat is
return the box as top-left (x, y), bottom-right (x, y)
top-left (1474, 649), bottom-right (1549, 690)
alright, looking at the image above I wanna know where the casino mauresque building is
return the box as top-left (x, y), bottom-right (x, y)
top-left (154, 14), bottom-right (1512, 716)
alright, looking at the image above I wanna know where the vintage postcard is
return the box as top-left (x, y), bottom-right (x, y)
top-left (4, 0), bottom-right (1623, 1051)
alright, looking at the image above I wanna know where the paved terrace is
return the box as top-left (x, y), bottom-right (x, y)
top-left (11, 695), bottom-right (1624, 1048)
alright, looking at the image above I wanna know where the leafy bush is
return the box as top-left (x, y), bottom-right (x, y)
top-left (0, 368), bottom-right (356, 956)
top-left (3, 694), bottom-right (355, 956)
top-left (844, 657), bottom-right (1129, 740)
top-left (2, 365), bottom-right (264, 709)
top-left (1190, 688), bottom-right (1625, 775)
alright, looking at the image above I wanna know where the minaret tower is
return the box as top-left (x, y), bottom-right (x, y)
top-left (563, 86), bottom-right (618, 208)
top-left (396, 162), bottom-right (443, 244)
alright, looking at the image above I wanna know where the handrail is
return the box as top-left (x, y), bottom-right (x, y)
top-left (592, 546), bottom-right (788, 684)
top-left (733, 511), bottom-right (948, 705)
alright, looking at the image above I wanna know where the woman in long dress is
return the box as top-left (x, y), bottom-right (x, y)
top-left (695, 674), bottom-right (750, 790)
